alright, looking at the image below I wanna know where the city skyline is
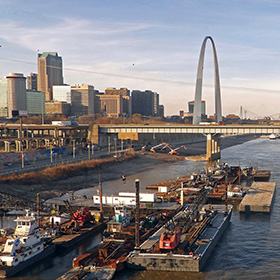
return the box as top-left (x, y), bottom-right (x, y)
top-left (1, 0), bottom-right (280, 118)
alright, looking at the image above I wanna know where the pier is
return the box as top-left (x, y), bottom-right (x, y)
top-left (239, 182), bottom-right (276, 213)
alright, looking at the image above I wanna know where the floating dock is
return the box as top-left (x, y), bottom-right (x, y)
top-left (239, 182), bottom-right (276, 213)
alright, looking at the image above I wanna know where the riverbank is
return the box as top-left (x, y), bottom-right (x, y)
top-left (0, 134), bottom-right (258, 209)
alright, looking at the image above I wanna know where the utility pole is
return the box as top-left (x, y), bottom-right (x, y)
top-left (135, 179), bottom-right (140, 249)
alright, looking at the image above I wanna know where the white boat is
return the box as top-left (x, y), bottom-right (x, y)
top-left (269, 134), bottom-right (276, 140)
top-left (227, 185), bottom-right (246, 198)
top-left (0, 211), bottom-right (56, 278)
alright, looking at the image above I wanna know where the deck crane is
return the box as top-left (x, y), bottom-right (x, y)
top-left (150, 142), bottom-right (167, 153)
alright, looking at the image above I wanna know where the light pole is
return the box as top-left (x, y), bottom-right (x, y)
top-left (88, 144), bottom-right (90, 160)
top-left (108, 136), bottom-right (111, 153)
top-left (21, 143), bottom-right (24, 168)
top-left (50, 144), bottom-right (53, 163)
top-left (73, 140), bottom-right (76, 159)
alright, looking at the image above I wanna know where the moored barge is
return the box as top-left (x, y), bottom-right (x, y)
top-left (126, 204), bottom-right (233, 272)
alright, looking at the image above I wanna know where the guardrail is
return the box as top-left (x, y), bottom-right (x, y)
top-left (0, 149), bottom-right (129, 176)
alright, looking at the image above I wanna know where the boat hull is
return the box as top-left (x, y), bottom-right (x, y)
top-left (0, 243), bottom-right (56, 278)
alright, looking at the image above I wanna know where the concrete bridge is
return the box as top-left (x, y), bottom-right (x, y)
top-left (89, 124), bottom-right (280, 164)
top-left (0, 123), bottom-right (88, 152)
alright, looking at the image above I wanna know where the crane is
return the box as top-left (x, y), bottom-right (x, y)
top-left (167, 145), bottom-right (187, 155)
top-left (150, 142), bottom-right (167, 153)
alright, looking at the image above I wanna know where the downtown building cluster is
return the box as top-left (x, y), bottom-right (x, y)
top-left (0, 52), bottom-right (164, 119)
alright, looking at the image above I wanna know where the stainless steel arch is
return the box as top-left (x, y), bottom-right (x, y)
top-left (192, 36), bottom-right (222, 124)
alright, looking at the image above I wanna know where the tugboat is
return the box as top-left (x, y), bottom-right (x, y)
top-left (0, 210), bottom-right (56, 278)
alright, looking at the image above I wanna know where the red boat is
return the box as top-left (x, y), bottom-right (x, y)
top-left (159, 228), bottom-right (181, 250)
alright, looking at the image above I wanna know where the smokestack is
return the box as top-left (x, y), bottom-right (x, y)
top-left (37, 193), bottom-right (40, 226)
top-left (135, 179), bottom-right (140, 249)
top-left (99, 181), bottom-right (103, 222)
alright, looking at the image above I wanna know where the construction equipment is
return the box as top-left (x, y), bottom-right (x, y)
top-left (150, 142), bottom-right (167, 153)
top-left (167, 145), bottom-right (187, 155)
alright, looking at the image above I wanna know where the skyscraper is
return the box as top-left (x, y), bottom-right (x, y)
top-left (105, 87), bottom-right (131, 117)
top-left (37, 52), bottom-right (63, 101)
top-left (0, 78), bottom-right (8, 117)
top-left (71, 85), bottom-right (95, 116)
top-left (6, 73), bottom-right (27, 118)
top-left (131, 90), bottom-right (159, 117)
top-left (26, 73), bottom-right (38, 91)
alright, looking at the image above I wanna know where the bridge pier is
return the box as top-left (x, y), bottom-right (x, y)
top-left (4, 141), bottom-right (11, 152)
top-left (15, 140), bottom-right (22, 152)
top-left (206, 133), bottom-right (221, 166)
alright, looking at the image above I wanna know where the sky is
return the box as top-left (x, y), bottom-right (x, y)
top-left (1, 0), bottom-right (280, 118)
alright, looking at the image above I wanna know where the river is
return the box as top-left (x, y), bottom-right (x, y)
top-left (4, 137), bottom-right (280, 279)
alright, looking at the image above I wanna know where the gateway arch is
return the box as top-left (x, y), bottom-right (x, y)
top-left (192, 36), bottom-right (222, 124)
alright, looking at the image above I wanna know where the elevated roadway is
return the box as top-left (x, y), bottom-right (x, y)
top-left (93, 124), bottom-right (279, 164)
top-left (97, 124), bottom-right (280, 135)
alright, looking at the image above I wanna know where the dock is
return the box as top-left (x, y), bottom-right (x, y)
top-left (239, 182), bottom-right (276, 213)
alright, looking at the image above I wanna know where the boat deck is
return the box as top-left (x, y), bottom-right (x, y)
top-left (52, 222), bottom-right (105, 247)
top-left (195, 210), bottom-right (228, 256)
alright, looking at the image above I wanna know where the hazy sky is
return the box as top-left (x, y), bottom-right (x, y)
top-left (1, 0), bottom-right (280, 118)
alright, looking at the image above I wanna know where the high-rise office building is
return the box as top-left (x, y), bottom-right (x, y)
top-left (53, 85), bottom-right (72, 103)
top-left (71, 85), bottom-right (95, 116)
top-left (131, 90), bottom-right (159, 117)
top-left (37, 52), bottom-right (63, 101)
top-left (98, 94), bottom-right (123, 118)
top-left (158, 105), bottom-right (164, 117)
top-left (26, 73), bottom-right (38, 91)
top-left (0, 78), bottom-right (8, 117)
top-left (26, 90), bottom-right (45, 116)
top-left (188, 100), bottom-right (206, 115)
top-left (6, 73), bottom-right (27, 118)
top-left (105, 87), bottom-right (131, 117)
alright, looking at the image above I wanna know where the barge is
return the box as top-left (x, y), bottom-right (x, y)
top-left (126, 204), bottom-right (232, 272)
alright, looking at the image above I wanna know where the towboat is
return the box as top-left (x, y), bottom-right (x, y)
top-left (0, 211), bottom-right (56, 278)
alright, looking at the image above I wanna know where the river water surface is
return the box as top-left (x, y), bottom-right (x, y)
top-left (5, 138), bottom-right (280, 280)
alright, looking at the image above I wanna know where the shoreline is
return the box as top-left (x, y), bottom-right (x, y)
top-left (0, 134), bottom-right (259, 208)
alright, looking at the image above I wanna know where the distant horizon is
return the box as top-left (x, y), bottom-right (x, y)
top-left (1, 1), bottom-right (280, 119)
